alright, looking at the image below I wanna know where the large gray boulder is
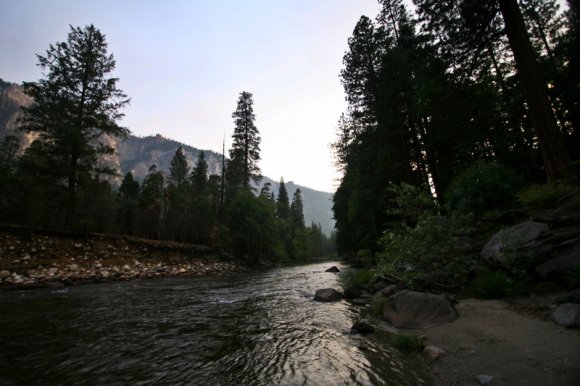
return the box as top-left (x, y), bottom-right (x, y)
top-left (552, 303), bottom-right (580, 328)
top-left (535, 243), bottom-right (580, 280)
top-left (314, 288), bottom-right (343, 302)
top-left (382, 290), bottom-right (458, 329)
top-left (481, 221), bottom-right (549, 267)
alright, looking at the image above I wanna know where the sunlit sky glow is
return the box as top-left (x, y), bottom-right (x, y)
top-left (0, 0), bottom-right (391, 193)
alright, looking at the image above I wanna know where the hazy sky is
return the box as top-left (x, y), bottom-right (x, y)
top-left (0, 0), bottom-right (388, 193)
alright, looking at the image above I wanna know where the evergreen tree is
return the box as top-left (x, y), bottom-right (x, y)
top-left (290, 188), bottom-right (305, 230)
top-left (413, 0), bottom-right (572, 181)
top-left (117, 172), bottom-right (140, 235)
top-left (168, 146), bottom-right (190, 189)
top-left (18, 24), bottom-right (129, 229)
top-left (0, 135), bottom-right (21, 221)
top-left (138, 165), bottom-right (165, 239)
top-left (229, 91), bottom-right (262, 190)
top-left (276, 178), bottom-right (290, 219)
top-left (191, 150), bottom-right (208, 195)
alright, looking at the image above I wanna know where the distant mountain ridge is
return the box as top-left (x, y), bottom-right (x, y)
top-left (0, 79), bottom-right (335, 234)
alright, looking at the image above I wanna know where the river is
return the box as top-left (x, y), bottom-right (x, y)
top-left (0, 262), bottom-right (430, 385)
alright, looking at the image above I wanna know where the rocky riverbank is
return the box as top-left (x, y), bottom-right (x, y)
top-left (0, 225), bottom-right (239, 289)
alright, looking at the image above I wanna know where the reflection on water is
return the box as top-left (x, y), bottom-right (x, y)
top-left (0, 262), bottom-right (429, 385)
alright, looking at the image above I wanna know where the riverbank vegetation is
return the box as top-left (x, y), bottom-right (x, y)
top-left (0, 25), bottom-right (335, 266)
top-left (333, 0), bottom-right (579, 296)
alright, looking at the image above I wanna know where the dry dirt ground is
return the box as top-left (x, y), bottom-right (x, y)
top-left (421, 298), bottom-right (580, 386)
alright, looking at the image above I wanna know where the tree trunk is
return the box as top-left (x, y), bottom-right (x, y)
top-left (66, 155), bottom-right (78, 230)
top-left (498, 0), bottom-right (572, 182)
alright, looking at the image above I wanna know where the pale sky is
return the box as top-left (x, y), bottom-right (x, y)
top-left (0, 0), bottom-right (387, 193)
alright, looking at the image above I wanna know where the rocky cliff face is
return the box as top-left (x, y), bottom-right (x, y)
top-left (0, 80), bottom-right (335, 235)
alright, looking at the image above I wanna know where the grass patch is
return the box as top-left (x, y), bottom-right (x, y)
top-left (390, 333), bottom-right (425, 353)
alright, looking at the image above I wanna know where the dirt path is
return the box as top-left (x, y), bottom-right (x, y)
top-left (422, 298), bottom-right (580, 386)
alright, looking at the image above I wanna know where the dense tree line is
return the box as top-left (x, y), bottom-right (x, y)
top-left (0, 24), bottom-right (335, 263)
top-left (333, 0), bottom-right (579, 255)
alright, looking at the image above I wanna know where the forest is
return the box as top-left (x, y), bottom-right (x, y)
top-left (0, 26), bottom-right (335, 264)
top-left (332, 0), bottom-right (579, 289)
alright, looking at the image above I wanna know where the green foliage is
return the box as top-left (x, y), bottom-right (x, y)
top-left (470, 271), bottom-right (512, 299)
top-left (276, 178), bottom-right (290, 220)
top-left (226, 191), bottom-right (282, 263)
top-left (229, 91), bottom-right (261, 190)
top-left (517, 183), bottom-right (572, 208)
top-left (339, 268), bottom-right (375, 289)
top-left (18, 24), bottom-right (129, 229)
top-left (357, 249), bottom-right (375, 267)
top-left (370, 297), bottom-right (386, 317)
top-left (390, 333), bottom-right (425, 353)
top-left (445, 162), bottom-right (522, 215)
top-left (385, 182), bottom-right (437, 225)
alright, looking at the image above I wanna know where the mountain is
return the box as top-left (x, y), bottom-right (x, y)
top-left (0, 79), bottom-right (335, 234)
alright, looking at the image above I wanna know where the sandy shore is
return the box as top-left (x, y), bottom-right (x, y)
top-left (420, 298), bottom-right (580, 386)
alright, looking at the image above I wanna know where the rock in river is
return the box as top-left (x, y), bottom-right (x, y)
top-left (325, 266), bottom-right (340, 273)
top-left (314, 288), bottom-right (343, 302)
top-left (382, 290), bottom-right (458, 329)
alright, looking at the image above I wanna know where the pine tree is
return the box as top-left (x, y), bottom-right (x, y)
top-left (229, 91), bottom-right (262, 190)
top-left (276, 178), bottom-right (290, 219)
top-left (191, 151), bottom-right (208, 196)
top-left (18, 24), bottom-right (129, 229)
top-left (290, 188), bottom-right (305, 230)
top-left (168, 146), bottom-right (190, 189)
top-left (414, 0), bottom-right (572, 182)
top-left (117, 172), bottom-right (140, 235)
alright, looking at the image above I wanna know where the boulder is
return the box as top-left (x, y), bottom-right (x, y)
top-left (535, 243), bottom-right (580, 280)
top-left (351, 321), bottom-right (375, 334)
top-left (0, 270), bottom-right (11, 279)
top-left (371, 280), bottom-right (390, 292)
top-left (325, 266), bottom-right (340, 273)
top-left (314, 288), bottom-right (343, 302)
top-left (552, 303), bottom-right (580, 328)
top-left (556, 289), bottom-right (580, 304)
top-left (382, 290), bottom-right (458, 329)
top-left (344, 286), bottom-right (362, 300)
top-left (376, 284), bottom-right (401, 297)
top-left (351, 298), bottom-right (372, 306)
top-left (481, 221), bottom-right (549, 267)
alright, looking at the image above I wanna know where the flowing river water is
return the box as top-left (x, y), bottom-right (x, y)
top-left (0, 262), bottom-right (430, 385)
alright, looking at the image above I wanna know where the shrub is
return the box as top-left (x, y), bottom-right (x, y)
top-left (445, 161), bottom-right (521, 215)
top-left (339, 268), bottom-right (375, 289)
top-left (390, 333), bottom-right (425, 353)
top-left (470, 271), bottom-right (510, 299)
top-left (517, 183), bottom-right (572, 208)
top-left (370, 297), bottom-right (387, 317)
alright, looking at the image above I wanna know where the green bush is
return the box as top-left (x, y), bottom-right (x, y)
top-left (390, 333), bottom-right (425, 353)
top-left (445, 161), bottom-right (521, 215)
top-left (470, 271), bottom-right (510, 299)
top-left (517, 183), bottom-right (572, 208)
top-left (339, 268), bottom-right (375, 288)
top-left (370, 297), bottom-right (387, 317)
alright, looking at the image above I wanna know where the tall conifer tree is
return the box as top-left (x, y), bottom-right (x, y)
top-left (18, 24), bottom-right (129, 229)
top-left (229, 91), bottom-right (261, 190)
